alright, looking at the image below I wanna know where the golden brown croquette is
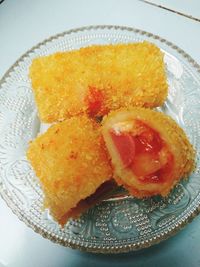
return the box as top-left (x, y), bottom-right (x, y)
top-left (27, 115), bottom-right (112, 225)
top-left (102, 107), bottom-right (195, 198)
top-left (30, 42), bottom-right (168, 123)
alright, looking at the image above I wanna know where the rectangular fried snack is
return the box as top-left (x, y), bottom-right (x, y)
top-left (27, 116), bottom-right (112, 225)
top-left (30, 41), bottom-right (168, 122)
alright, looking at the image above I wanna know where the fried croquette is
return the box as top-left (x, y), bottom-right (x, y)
top-left (102, 108), bottom-right (195, 198)
top-left (30, 41), bottom-right (168, 123)
top-left (27, 115), bottom-right (112, 225)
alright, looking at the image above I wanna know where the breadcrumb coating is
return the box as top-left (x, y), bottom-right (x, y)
top-left (102, 107), bottom-right (195, 198)
top-left (30, 42), bottom-right (168, 122)
top-left (27, 115), bottom-right (112, 225)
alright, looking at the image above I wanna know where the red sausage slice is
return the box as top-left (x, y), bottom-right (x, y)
top-left (110, 130), bottom-right (135, 168)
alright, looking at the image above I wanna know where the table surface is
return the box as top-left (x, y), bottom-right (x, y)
top-left (0, 1), bottom-right (200, 266)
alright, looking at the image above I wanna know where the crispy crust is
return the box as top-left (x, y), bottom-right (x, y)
top-left (27, 115), bottom-right (112, 225)
top-left (58, 179), bottom-right (118, 225)
top-left (30, 42), bottom-right (168, 122)
top-left (102, 107), bottom-right (195, 197)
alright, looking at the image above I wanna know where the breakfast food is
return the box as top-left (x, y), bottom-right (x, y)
top-left (27, 115), bottom-right (112, 225)
top-left (102, 108), bottom-right (195, 198)
top-left (30, 41), bottom-right (168, 122)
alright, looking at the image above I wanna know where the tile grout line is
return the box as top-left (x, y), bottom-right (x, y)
top-left (138, 0), bottom-right (200, 23)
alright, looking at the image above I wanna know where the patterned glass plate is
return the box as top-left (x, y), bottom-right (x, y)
top-left (0, 25), bottom-right (200, 254)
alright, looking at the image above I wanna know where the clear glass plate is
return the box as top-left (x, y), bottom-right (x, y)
top-left (0, 25), bottom-right (200, 253)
